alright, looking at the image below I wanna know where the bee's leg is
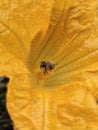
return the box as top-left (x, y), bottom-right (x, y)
top-left (44, 69), bottom-right (48, 75)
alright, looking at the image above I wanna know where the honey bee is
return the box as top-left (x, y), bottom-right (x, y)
top-left (40, 61), bottom-right (55, 75)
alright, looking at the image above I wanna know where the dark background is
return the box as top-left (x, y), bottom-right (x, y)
top-left (0, 77), bottom-right (13, 130)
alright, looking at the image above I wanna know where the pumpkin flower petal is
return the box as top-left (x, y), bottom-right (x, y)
top-left (0, 0), bottom-right (53, 61)
top-left (0, 0), bottom-right (98, 130)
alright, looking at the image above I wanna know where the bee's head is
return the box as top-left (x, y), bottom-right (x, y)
top-left (40, 61), bottom-right (47, 68)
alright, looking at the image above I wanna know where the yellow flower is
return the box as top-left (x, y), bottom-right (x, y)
top-left (0, 0), bottom-right (98, 130)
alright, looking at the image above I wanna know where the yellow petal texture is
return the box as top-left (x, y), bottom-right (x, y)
top-left (0, 0), bottom-right (98, 130)
top-left (0, 0), bottom-right (53, 61)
